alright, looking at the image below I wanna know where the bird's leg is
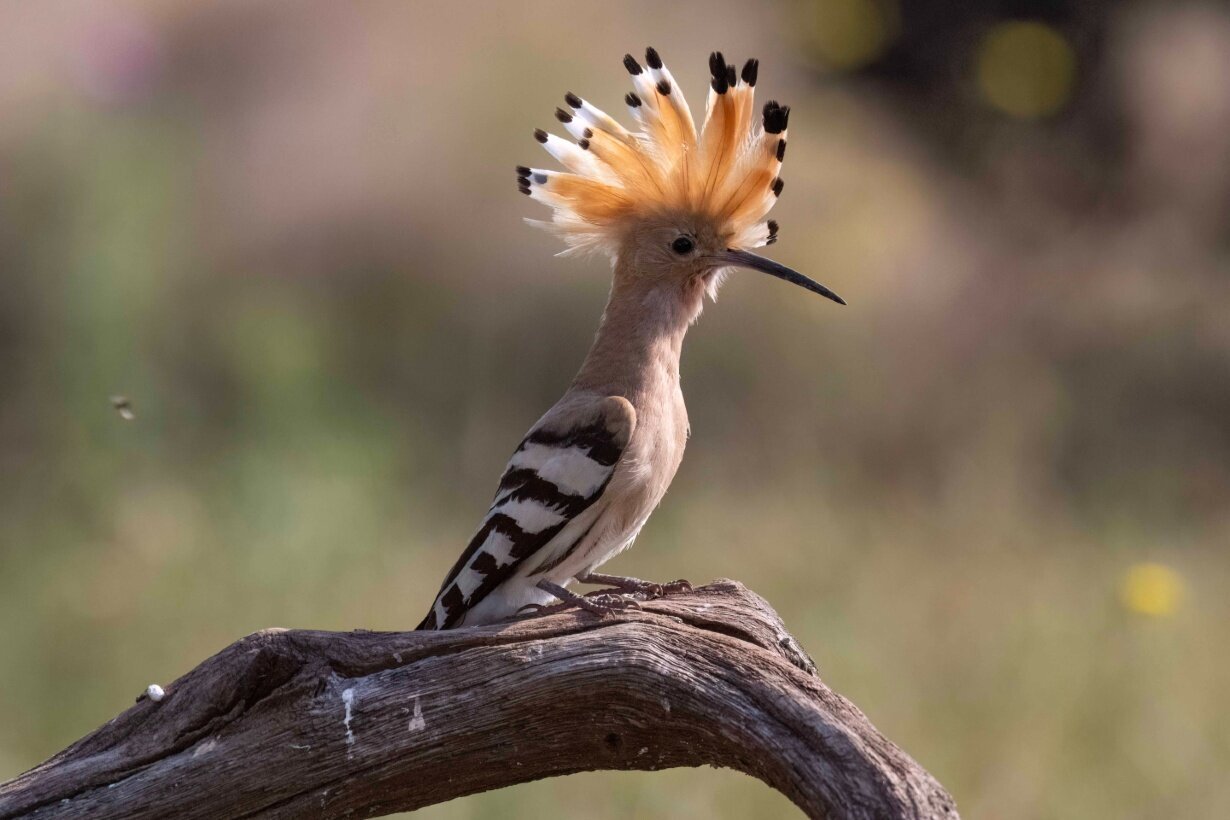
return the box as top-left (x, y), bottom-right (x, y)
top-left (576, 572), bottom-right (692, 599)
top-left (535, 579), bottom-right (640, 616)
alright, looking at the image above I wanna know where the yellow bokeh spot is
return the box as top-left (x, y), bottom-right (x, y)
top-left (1119, 563), bottom-right (1185, 617)
top-left (976, 21), bottom-right (1076, 119)
top-left (801, 0), bottom-right (900, 72)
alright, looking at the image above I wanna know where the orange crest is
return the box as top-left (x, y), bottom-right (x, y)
top-left (518, 48), bottom-right (789, 257)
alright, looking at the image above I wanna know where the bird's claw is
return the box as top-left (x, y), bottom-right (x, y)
top-left (578, 593), bottom-right (641, 614)
top-left (585, 579), bottom-right (692, 600)
top-left (577, 572), bottom-right (692, 600)
top-left (521, 579), bottom-right (643, 621)
top-left (514, 601), bottom-right (569, 619)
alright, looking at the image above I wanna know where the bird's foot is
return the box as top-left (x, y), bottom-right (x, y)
top-left (576, 572), bottom-right (692, 600)
top-left (534, 579), bottom-right (640, 617)
top-left (513, 601), bottom-right (575, 619)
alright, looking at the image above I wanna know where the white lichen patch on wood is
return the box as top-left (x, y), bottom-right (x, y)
top-left (341, 688), bottom-right (357, 746)
top-left (408, 696), bottom-right (426, 732)
top-left (512, 642), bottom-right (545, 663)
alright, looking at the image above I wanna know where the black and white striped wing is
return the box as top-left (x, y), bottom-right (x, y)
top-left (417, 396), bottom-right (635, 629)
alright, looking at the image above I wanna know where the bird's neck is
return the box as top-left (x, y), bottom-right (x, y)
top-left (571, 265), bottom-right (702, 405)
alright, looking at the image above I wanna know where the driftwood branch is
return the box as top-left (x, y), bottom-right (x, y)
top-left (0, 580), bottom-right (958, 819)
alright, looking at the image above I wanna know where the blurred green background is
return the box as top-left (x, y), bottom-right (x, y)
top-left (1, 1), bottom-right (1227, 817)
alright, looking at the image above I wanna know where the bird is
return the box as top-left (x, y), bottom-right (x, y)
top-left (416, 47), bottom-right (844, 631)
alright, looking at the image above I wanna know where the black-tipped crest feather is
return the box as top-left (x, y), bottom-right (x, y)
top-left (763, 102), bottom-right (789, 134)
top-left (709, 51), bottom-right (728, 94)
top-left (741, 58), bottom-right (759, 86)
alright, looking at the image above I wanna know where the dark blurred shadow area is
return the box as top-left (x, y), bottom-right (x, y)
top-left (1, 2), bottom-right (1226, 818)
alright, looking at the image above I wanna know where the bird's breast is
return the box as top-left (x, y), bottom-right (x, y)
top-left (612, 390), bottom-right (688, 522)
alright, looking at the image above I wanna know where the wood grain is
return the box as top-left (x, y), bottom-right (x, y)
top-left (0, 580), bottom-right (958, 819)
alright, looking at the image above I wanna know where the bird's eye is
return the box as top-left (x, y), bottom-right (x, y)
top-left (671, 236), bottom-right (695, 255)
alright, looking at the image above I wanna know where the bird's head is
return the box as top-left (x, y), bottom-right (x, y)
top-left (517, 48), bottom-right (844, 308)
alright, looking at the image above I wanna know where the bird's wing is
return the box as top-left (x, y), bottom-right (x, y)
top-left (417, 395), bottom-right (636, 629)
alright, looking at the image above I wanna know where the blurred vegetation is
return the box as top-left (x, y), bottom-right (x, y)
top-left (1, 1), bottom-right (1228, 818)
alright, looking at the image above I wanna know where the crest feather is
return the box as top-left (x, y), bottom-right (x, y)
top-left (519, 48), bottom-right (789, 256)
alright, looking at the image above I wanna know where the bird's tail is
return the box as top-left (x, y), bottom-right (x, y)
top-left (414, 609), bottom-right (441, 630)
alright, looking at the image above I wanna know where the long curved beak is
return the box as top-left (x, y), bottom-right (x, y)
top-left (716, 249), bottom-right (846, 306)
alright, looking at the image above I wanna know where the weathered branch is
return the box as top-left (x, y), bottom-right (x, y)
top-left (0, 580), bottom-right (958, 819)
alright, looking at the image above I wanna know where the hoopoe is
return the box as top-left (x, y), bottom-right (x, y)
top-left (416, 48), bottom-right (843, 630)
